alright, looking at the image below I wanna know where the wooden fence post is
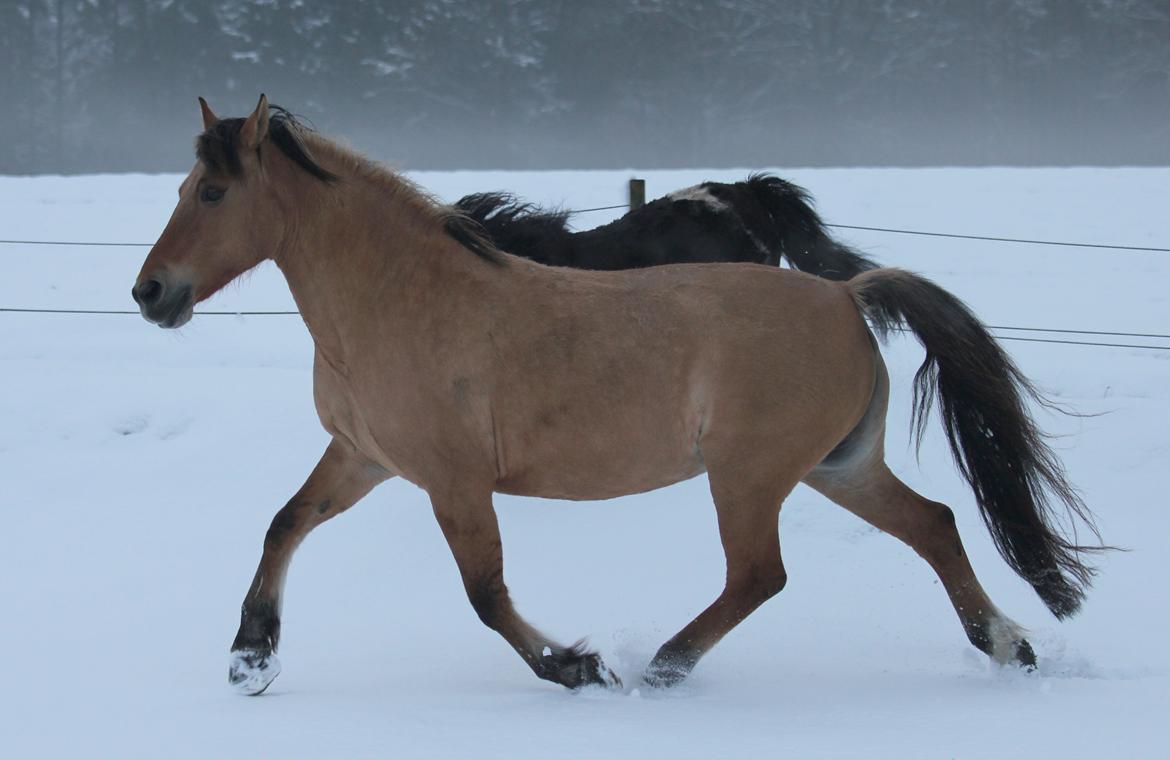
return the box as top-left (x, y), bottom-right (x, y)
top-left (628, 178), bottom-right (646, 210)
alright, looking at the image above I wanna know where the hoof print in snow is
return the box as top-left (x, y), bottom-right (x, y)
top-left (538, 644), bottom-right (621, 690)
top-left (156, 418), bottom-right (191, 441)
top-left (229, 649), bottom-right (281, 696)
top-left (114, 416), bottom-right (149, 436)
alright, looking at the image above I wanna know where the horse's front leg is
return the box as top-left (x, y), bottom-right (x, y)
top-left (229, 438), bottom-right (389, 695)
top-left (430, 487), bottom-right (620, 690)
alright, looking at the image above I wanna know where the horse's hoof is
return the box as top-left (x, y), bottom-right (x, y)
top-left (586, 654), bottom-right (623, 690)
top-left (642, 648), bottom-right (696, 689)
top-left (539, 645), bottom-right (622, 690)
top-left (1014, 639), bottom-right (1038, 672)
top-left (229, 649), bottom-right (281, 695)
top-left (981, 617), bottom-right (1037, 672)
top-left (642, 662), bottom-right (687, 690)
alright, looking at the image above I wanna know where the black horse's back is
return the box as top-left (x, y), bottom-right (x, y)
top-left (571, 191), bottom-right (771, 270)
top-left (453, 174), bottom-right (878, 277)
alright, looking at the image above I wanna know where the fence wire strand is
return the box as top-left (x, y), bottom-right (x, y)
top-left (2, 306), bottom-right (1167, 351)
top-left (824, 223), bottom-right (1170, 253)
top-left (1, 206), bottom-right (1167, 253)
top-left (2, 194), bottom-right (1168, 352)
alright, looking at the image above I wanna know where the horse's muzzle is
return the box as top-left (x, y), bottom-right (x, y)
top-left (132, 276), bottom-right (194, 328)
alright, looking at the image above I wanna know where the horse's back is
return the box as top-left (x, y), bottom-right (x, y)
top-left (575, 200), bottom-right (768, 269)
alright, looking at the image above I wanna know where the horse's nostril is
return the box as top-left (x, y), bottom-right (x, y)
top-left (134, 278), bottom-right (164, 307)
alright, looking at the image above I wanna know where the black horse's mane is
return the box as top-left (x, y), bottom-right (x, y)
top-left (457, 192), bottom-right (573, 233)
top-left (454, 192), bottom-right (573, 264)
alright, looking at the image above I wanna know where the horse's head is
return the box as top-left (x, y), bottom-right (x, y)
top-left (132, 94), bottom-right (287, 328)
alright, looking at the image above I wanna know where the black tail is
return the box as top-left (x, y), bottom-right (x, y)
top-left (453, 192), bottom-right (574, 266)
top-left (849, 268), bottom-right (1102, 618)
top-left (738, 173), bottom-right (877, 280)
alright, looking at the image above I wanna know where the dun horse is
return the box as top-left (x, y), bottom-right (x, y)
top-left (133, 97), bottom-right (1100, 696)
top-left (456, 175), bottom-right (876, 278)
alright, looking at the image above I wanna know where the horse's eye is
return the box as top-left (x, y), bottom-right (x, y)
top-left (200, 186), bottom-right (225, 204)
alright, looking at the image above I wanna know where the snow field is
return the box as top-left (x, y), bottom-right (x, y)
top-left (1, 168), bottom-right (1167, 758)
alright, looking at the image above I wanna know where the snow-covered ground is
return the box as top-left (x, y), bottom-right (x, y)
top-left (1, 167), bottom-right (1167, 759)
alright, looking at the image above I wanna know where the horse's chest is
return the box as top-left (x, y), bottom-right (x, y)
top-left (311, 352), bottom-right (486, 483)
top-left (311, 354), bottom-right (404, 473)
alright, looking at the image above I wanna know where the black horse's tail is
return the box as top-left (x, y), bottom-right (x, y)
top-left (848, 268), bottom-right (1102, 618)
top-left (453, 192), bottom-right (573, 265)
top-left (739, 173), bottom-right (877, 280)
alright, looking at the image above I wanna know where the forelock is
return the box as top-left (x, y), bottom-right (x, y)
top-left (195, 118), bottom-right (246, 176)
top-left (193, 107), bottom-right (336, 183)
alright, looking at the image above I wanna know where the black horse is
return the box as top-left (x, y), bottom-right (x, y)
top-left (455, 174), bottom-right (877, 280)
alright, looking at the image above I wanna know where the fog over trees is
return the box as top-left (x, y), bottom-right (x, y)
top-left (2, 0), bottom-right (1167, 174)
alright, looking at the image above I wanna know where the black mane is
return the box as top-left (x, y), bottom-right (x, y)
top-left (453, 193), bottom-right (574, 266)
top-left (196, 105), bottom-right (337, 182)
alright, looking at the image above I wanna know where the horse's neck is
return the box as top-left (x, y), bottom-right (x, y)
top-left (273, 169), bottom-right (481, 365)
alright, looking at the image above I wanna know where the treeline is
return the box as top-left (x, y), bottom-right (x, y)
top-left (2, 0), bottom-right (1168, 174)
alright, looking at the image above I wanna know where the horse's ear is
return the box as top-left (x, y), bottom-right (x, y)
top-left (240, 93), bottom-right (270, 150)
top-left (198, 97), bottom-right (218, 130)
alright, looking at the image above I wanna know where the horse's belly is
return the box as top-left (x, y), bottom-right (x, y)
top-left (497, 449), bottom-right (706, 501)
top-left (494, 410), bottom-right (707, 501)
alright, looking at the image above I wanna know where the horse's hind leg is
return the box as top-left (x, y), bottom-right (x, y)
top-left (805, 461), bottom-right (1036, 669)
top-left (645, 462), bottom-right (792, 688)
top-left (229, 438), bottom-right (388, 695)
top-left (429, 486), bottom-right (620, 690)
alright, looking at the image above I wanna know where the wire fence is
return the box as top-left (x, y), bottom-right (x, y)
top-left (568, 203), bottom-right (629, 215)
top-left (3, 306), bottom-right (1166, 351)
top-left (2, 217), bottom-right (1168, 252)
top-left (822, 224), bottom-right (1170, 253)
top-left (2, 194), bottom-right (1167, 351)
